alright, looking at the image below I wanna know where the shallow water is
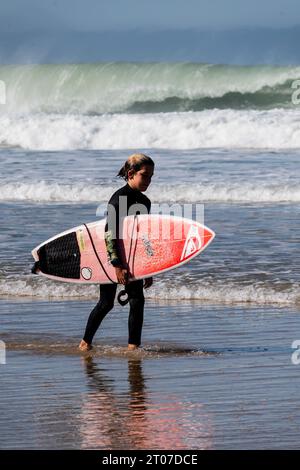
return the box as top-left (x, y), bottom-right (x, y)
top-left (1, 147), bottom-right (300, 449)
top-left (1, 148), bottom-right (300, 306)
top-left (1, 299), bottom-right (300, 449)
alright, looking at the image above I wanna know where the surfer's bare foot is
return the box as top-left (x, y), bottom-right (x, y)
top-left (79, 340), bottom-right (92, 351)
top-left (128, 344), bottom-right (139, 351)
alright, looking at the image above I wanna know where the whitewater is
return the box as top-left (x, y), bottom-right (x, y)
top-left (0, 61), bottom-right (299, 309)
top-left (0, 181), bottom-right (300, 203)
top-left (2, 109), bottom-right (300, 150)
top-left (1, 62), bottom-right (300, 151)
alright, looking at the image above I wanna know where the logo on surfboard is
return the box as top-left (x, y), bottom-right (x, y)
top-left (180, 225), bottom-right (202, 261)
top-left (142, 234), bottom-right (154, 257)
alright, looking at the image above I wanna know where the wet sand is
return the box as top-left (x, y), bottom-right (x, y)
top-left (1, 298), bottom-right (300, 449)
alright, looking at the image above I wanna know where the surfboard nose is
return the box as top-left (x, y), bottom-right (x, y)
top-left (180, 223), bottom-right (215, 261)
top-left (203, 226), bottom-right (215, 247)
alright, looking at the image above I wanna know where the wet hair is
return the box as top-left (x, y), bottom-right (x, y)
top-left (117, 153), bottom-right (155, 181)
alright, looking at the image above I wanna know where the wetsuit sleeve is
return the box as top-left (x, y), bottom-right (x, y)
top-left (104, 195), bottom-right (123, 267)
top-left (104, 232), bottom-right (122, 267)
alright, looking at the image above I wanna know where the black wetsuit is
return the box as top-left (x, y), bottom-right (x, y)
top-left (83, 183), bottom-right (151, 346)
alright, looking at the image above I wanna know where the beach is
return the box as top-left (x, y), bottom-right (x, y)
top-left (0, 62), bottom-right (300, 449)
top-left (1, 299), bottom-right (300, 449)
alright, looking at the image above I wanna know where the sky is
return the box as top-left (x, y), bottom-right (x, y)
top-left (0, 0), bottom-right (300, 32)
top-left (0, 0), bottom-right (300, 64)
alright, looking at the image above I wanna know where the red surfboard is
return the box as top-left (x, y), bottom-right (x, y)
top-left (31, 214), bottom-right (215, 283)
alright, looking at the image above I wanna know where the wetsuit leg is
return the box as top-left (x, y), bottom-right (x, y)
top-left (83, 283), bottom-right (117, 344)
top-left (125, 280), bottom-right (145, 346)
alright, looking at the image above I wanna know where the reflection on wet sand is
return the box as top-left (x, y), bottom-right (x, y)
top-left (79, 357), bottom-right (213, 450)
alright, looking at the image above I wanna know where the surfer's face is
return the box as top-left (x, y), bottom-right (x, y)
top-left (128, 165), bottom-right (154, 192)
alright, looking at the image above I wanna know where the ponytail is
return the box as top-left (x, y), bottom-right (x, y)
top-left (117, 153), bottom-right (154, 181)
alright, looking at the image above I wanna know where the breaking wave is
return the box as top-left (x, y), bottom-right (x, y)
top-left (0, 181), bottom-right (299, 203)
top-left (1, 109), bottom-right (300, 150)
top-left (0, 62), bottom-right (299, 114)
top-left (1, 276), bottom-right (299, 306)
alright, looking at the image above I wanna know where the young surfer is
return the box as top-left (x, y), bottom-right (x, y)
top-left (79, 153), bottom-right (155, 352)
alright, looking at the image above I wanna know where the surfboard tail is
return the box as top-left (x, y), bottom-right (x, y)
top-left (32, 232), bottom-right (81, 279)
top-left (31, 261), bottom-right (40, 275)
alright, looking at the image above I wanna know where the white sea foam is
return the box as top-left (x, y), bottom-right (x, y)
top-left (0, 182), bottom-right (114, 203)
top-left (0, 277), bottom-right (98, 299)
top-left (0, 276), bottom-right (299, 306)
top-left (1, 181), bottom-right (299, 203)
top-left (147, 281), bottom-right (300, 306)
top-left (1, 109), bottom-right (300, 151)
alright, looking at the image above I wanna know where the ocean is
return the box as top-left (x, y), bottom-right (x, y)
top-left (0, 62), bottom-right (300, 450)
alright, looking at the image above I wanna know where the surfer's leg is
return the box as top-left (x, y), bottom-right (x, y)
top-left (126, 280), bottom-right (145, 348)
top-left (81, 283), bottom-right (117, 346)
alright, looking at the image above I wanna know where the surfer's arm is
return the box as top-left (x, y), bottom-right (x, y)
top-left (105, 228), bottom-right (129, 284)
top-left (104, 197), bottom-right (124, 267)
top-left (104, 230), bottom-right (123, 267)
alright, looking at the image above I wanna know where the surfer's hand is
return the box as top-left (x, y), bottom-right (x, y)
top-left (143, 277), bottom-right (153, 289)
top-left (115, 267), bottom-right (128, 285)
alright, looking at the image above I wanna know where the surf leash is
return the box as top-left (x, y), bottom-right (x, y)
top-left (117, 214), bottom-right (139, 306)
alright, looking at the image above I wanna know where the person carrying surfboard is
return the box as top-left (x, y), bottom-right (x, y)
top-left (79, 153), bottom-right (155, 352)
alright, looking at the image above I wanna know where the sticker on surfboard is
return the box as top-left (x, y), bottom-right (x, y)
top-left (180, 225), bottom-right (202, 261)
top-left (81, 267), bottom-right (92, 280)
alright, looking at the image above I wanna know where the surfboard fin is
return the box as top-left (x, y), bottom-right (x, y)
top-left (31, 261), bottom-right (41, 274)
